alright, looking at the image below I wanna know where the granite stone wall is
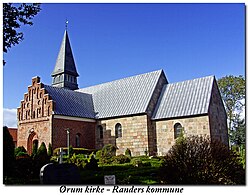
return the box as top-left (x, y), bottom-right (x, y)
top-left (208, 80), bottom-right (228, 145)
top-left (97, 114), bottom-right (150, 156)
top-left (154, 115), bottom-right (210, 156)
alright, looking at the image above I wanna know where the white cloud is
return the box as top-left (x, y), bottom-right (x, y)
top-left (3, 108), bottom-right (17, 128)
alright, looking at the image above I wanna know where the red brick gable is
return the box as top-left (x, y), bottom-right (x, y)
top-left (17, 76), bottom-right (54, 123)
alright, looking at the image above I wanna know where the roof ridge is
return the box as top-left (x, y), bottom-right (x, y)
top-left (44, 84), bottom-right (92, 96)
top-left (169, 75), bottom-right (215, 85)
top-left (78, 69), bottom-right (163, 91)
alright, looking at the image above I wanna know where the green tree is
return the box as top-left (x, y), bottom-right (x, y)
top-left (31, 140), bottom-right (38, 159)
top-left (232, 115), bottom-right (245, 147)
top-left (15, 146), bottom-right (27, 157)
top-left (3, 3), bottom-right (41, 57)
top-left (47, 143), bottom-right (53, 158)
top-left (218, 75), bottom-right (245, 144)
top-left (33, 142), bottom-right (49, 177)
top-left (3, 126), bottom-right (15, 182)
top-left (36, 142), bottom-right (48, 161)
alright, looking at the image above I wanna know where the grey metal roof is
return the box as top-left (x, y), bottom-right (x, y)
top-left (44, 85), bottom-right (96, 118)
top-left (152, 76), bottom-right (214, 120)
top-left (77, 70), bottom-right (164, 119)
top-left (51, 30), bottom-right (79, 77)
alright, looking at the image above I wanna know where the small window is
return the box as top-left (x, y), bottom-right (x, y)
top-left (98, 125), bottom-right (103, 139)
top-left (115, 123), bottom-right (122, 138)
top-left (174, 123), bottom-right (183, 139)
top-left (76, 133), bottom-right (81, 147)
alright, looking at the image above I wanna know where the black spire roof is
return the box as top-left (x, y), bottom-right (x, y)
top-left (51, 30), bottom-right (79, 90)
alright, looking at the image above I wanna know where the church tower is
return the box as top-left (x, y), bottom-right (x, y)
top-left (51, 30), bottom-right (79, 90)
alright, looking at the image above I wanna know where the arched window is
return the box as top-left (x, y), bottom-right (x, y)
top-left (174, 123), bottom-right (183, 139)
top-left (115, 123), bottom-right (122, 138)
top-left (75, 133), bottom-right (81, 147)
top-left (98, 125), bottom-right (103, 139)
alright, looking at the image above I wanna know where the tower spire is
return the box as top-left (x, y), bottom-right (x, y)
top-left (65, 19), bottom-right (68, 30)
top-left (51, 28), bottom-right (79, 90)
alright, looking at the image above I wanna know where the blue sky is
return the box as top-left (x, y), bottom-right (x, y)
top-left (2, 3), bottom-right (245, 127)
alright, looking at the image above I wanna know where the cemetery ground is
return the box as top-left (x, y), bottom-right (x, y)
top-left (4, 133), bottom-right (246, 185)
top-left (5, 150), bottom-right (163, 185)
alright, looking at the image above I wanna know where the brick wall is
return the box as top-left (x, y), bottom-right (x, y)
top-left (17, 118), bottom-right (52, 154)
top-left (17, 76), bottom-right (54, 153)
top-left (8, 128), bottom-right (17, 147)
top-left (52, 117), bottom-right (96, 149)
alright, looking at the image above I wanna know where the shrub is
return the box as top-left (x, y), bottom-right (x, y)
top-left (95, 150), bottom-right (102, 160)
top-left (14, 156), bottom-right (34, 180)
top-left (53, 147), bottom-right (95, 156)
top-left (36, 142), bottom-right (48, 161)
top-left (33, 142), bottom-right (49, 177)
top-left (142, 161), bottom-right (151, 167)
top-left (47, 143), bottom-right (53, 158)
top-left (125, 148), bottom-right (132, 158)
top-left (130, 158), bottom-right (151, 167)
top-left (99, 144), bottom-right (116, 164)
top-left (15, 146), bottom-right (27, 157)
top-left (131, 158), bottom-right (143, 167)
top-left (85, 153), bottom-right (98, 170)
top-left (159, 135), bottom-right (245, 185)
top-left (31, 141), bottom-right (38, 158)
top-left (16, 151), bottom-right (29, 158)
top-left (68, 145), bottom-right (74, 157)
top-left (68, 154), bottom-right (87, 170)
top-left (112, 154), bottom-right (131, 164)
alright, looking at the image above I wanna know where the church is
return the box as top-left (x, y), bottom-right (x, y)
top-left (17, 30), bottom-right (228, 156)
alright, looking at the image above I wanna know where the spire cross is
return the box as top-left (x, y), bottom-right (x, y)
top-left (65, 19), bottom-right (69, 30)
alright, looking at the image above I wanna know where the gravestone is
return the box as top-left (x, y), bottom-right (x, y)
top-left (104, 175), bottom-right (116, 185)
top-left (58, 148), bottom-right (65, 164)
top-left (40, 163), bottom-right (81, 184)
